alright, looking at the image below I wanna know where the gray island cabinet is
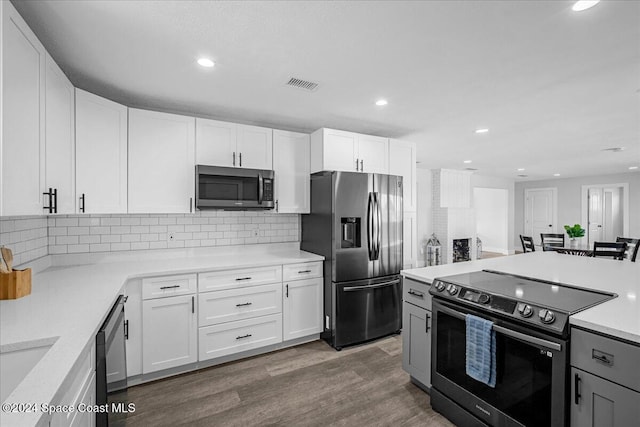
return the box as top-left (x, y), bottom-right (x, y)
top-left (570, 328), bottom-right (640, 426)
top-left (401, 277), bottom-right (432, 391)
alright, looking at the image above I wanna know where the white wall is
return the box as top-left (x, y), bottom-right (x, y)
top-left (472, 174), bottom-right (516, 254)
top-left (474, 188), bottom-right (509, 254)
top-left (515, 172), bottom-right (640, 248)
top-left (415, 167), bottom-right (433, 267)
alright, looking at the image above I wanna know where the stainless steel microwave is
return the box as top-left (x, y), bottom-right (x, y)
top-left (195, 165), bottom-right (275, 209)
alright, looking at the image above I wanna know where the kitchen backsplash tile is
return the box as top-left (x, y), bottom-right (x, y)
top-left (0, 216), bottom-right (49, 266)
top-left (1, 212), bottom-right (300, 266)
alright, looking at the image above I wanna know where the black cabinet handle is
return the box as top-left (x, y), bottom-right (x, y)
top-left (574, 373), bottom-right (581, 405)
top-left (43, 188), bottom-right (56, 213)
top-left (236, 334), bottom-right (252, 340)
top-left (190, 197), bottom-right (193, 213)
top-left (233, 152), bottom-right (236, 167)
top-left (239, 152), bottom-right (242, 167)
top-left (160, 285), bottom-right (180, 290)
top-left (192, 296), bottom-right (195, 313)
top-left (276, 200), bottom-right (279, 212)
top-left (408, 289), bottom-right (424, 298)
top-left (298, 270), bottom-right (311, 274)
top-left (79, 193), bottom-right (85, 213)
top-left (425, 313), bottom-right (430, 334)
top-left (235, 277), bottom-right (252, 281)
top-left (592, 352), bottom-right (613, 366)
top-left (124, 320), bottom-right (129, 340)
top-left (236, 302), bottom-right (252, 307)
top-left (286, 284), bottom-right (289, 298)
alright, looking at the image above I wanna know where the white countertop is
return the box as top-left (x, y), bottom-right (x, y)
top-left (0, 243), bottom-right (323, 426)
top-left (402, 252), bottom-right (640, 344)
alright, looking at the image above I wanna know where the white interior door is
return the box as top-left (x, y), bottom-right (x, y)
top-left (524, 188), bottom-right (557, 246)
top-left (587, 188), bottom-right (603, 246)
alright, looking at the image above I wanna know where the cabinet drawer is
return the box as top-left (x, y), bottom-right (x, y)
top-left (282, 261), bottom-right (323, 281)
top-left (403, 277), bottom-right (432, 311)
top-left (199, 283), bottom-right (282, 327)
top-left (198, 265), bottom-right (282, 292)
top-left (571, 328), bottom-right (640, 392)
top-left (199, 314), bottom-right (282, 361)
top-left (142, 273), bottom-right (197, 300)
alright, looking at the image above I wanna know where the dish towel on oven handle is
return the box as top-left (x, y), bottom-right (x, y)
top-left (465, 314), bottom-right (496, 388)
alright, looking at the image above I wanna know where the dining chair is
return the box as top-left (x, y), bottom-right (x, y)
top-left (555, 249), bottom-right (590, 256)
top-left (540, 233), bottom-right (565, 251)
top-left (616, 237), bottom-right (639, 262)
top-left (520, 235), bottom-right (535, 253)
top-left (592, 242), bottom-right (627, 261)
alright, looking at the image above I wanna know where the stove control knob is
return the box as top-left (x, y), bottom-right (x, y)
top-left (446, 284), bottom-right (459, 295)
top-left (434, 281), bottom-right (446, 292)
top-left (517, 303), bottom-right (533, 318)
top-left (478, 294), bottom-right (490, 304)
top-left (539, 309), bottom-right (556, 324)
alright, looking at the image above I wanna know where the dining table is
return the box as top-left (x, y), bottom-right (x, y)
top-left (543, 244), bottom-right (593, 257)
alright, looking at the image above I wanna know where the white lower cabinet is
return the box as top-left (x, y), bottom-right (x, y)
top-left (199, 314), bottom-right (282, 361)
top-left (283, 277), bottom-right (323, 340)
top-left (142, 294), bottom-right (197, 374)
top-left (199, 283), bottom-right (282, 326)
top-left (124, 279), bottom-right (142, 377)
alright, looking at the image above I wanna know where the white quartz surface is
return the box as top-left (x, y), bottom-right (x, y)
top-left (402, 252), bottom-right (640, 344)
top-left (0, 243), bottom-right (323, 426)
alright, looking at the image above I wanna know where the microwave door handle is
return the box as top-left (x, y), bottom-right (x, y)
top-left (258, 174), bottom-right (264, 204)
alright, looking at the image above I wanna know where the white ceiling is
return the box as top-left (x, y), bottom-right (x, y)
top-left (12, 0), bottom-right (640, 180)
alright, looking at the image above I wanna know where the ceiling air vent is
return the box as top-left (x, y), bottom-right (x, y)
top-left (602, 147), bottom-right (625, 152)
top-left (518, 174), bottom-right (528, 178)
top-left (465, 168), bottom-right (478, 171)
top-left (286, 77), bottom-right (319, 92)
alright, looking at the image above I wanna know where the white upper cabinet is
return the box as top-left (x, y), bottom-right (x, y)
top-left (310, 128), bottom-right (389, 174)
top-left (1, 1), bottom-right (46, 215)
top-left (75, 89), bottom-right (128, 213)
top-left (45, 54), bottom-right (75, 214)
top-left (237, 125), bottom-right (273, 169)
top-left (273, 130), bottom-right (310, 214)
top-left (389, 139), bottom-right (417, 212)
top-left (196, 118), bottom-right (272, 169)
top-left (128, 109), bottom-right (195, 213)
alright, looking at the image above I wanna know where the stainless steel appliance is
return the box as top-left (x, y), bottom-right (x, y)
top-left (430, 270), bottom-right (616, 427)
top-left (301, 171), bottom-right (403, 350)
top-left (195, 165), bottom-right (274, 209)
top-left (96, 295), bottom-right (127, 427)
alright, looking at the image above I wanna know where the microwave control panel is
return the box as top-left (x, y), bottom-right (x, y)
top-left (263, 178), bottom-right (274, 201)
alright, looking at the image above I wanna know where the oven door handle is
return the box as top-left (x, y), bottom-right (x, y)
top-left (436, 303), bottom-right (562, 352)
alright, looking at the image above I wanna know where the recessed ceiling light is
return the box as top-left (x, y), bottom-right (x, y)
top-left (572, 1), bottom-right (600, 12)
top-left (517, 168), bottom-right (525, 171)
top-left (375, 99), bottom-right (388, 106)
top-left (463, 160), bottom-right (472, 164)
top-left (553, 173), bottom-right (561, 177)
top-left (475, 128), bottom-right (489, 134)
top-left (197, 57), bottom-right (215, 68)
top-left (630, 166), bottom-right (639, 170)
top-left (517, 174), bottom-right (528, 178)
top-left (602, 147), bottom-right (625, 152)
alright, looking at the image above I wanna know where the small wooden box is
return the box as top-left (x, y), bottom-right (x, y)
top-left (0, 269), bottom-right (32, 300)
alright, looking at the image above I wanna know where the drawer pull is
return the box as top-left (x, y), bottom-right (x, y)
top-left (592, 350), bottom-right (614, 366)
top-left (236, 334), bottom-right (252, 340)
top-left (574, 373), bottom-right (581, 404)
top-left (408, 289), bottom-right (424, 298)
top-left (160, 285), bottom-right (181, 290)
top-left (236, 302), bottom-right (253, 307)
top-left (298, 270), bottom-right (312, 274)
top-left (235, 277), bottom-right (252, 281)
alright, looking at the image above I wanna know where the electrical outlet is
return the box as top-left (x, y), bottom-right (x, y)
top-left (253, 230), bottom-right (259, 237)
top-left (168, 232), bottom-right (175, 242)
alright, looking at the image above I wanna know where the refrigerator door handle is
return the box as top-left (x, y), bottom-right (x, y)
top-left (374, 192), bottom-right (381, 259)
top-left (367, 192), bottom-right (374, 260)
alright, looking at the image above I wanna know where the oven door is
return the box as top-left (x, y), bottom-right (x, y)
top-left (431, 299), bottom-right (568, 427)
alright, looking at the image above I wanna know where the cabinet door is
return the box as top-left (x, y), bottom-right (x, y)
top-left (128, 109), bottom-right (195, 213)
top-left (402, 302), bottom-right (431, 388)
top-left (1, 2), bottom-right (46, 215)
top-left (273, 130), bottom-right (310, 213)
top-left (322, 129), bottom-right (358, 172)
top-left (195, 118), bottom-right (236, 167)
top-left (357, 134), bottom-right (389, 174)
top-left (124, 279), bottom-right (142, 377)
top-left (571, 367), bottom-right (640, 427)
top-left (142, 294), bottom-right (197, 374)
top-left (75, 89), bottom-right (128, 213)
top-left (403, 211), bottom-right (416, 269)
top-left (283, 277), bottom-right (323, 341)
top-left (237, 124), bottom-right (273, 169)
top-left (389, 139), bottom-right (417, 212)
top-left (45, 54), bottom-right (75, 214)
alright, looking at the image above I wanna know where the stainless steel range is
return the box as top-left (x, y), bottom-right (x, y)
top-left (429, 269), bottom-right (616, 427)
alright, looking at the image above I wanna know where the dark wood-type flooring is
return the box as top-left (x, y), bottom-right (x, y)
top-left (113, 335), bottom-right (455, 426)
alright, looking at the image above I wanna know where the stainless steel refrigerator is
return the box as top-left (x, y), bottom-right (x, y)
top-left (301, 171), bottom-right (403, 350)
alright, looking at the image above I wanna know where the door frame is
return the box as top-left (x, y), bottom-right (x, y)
top-left (581, 183), bottom-right (629, 244)
top-left (524, 187), bottom-right (558, 245)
